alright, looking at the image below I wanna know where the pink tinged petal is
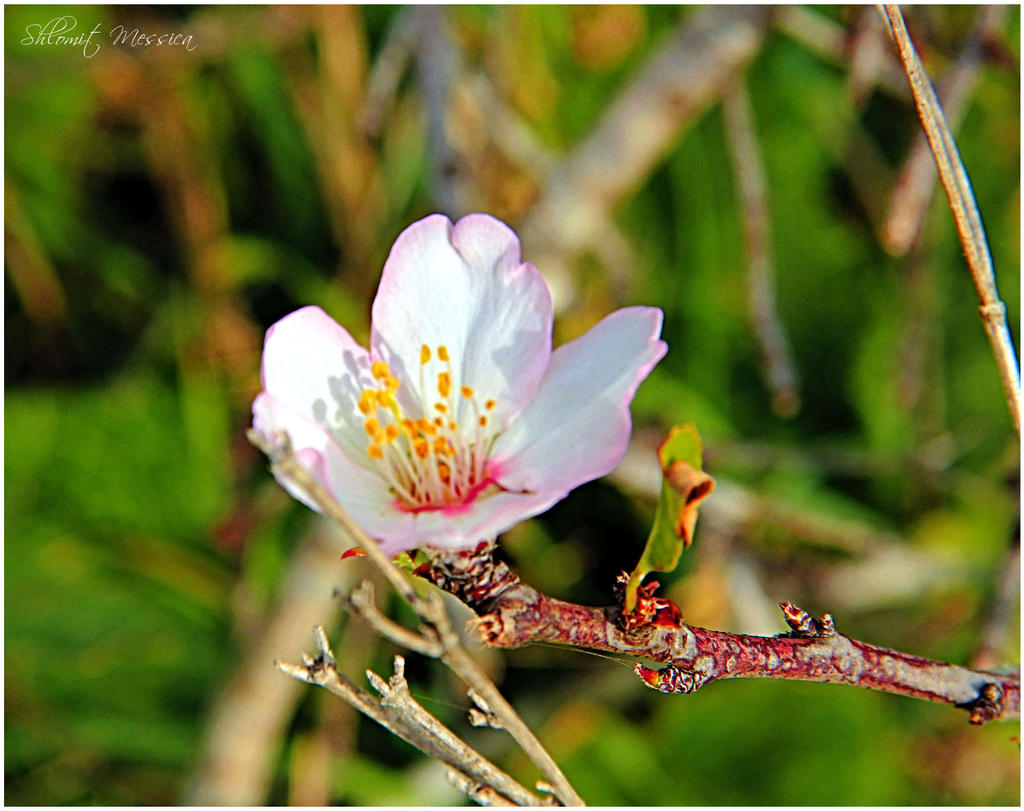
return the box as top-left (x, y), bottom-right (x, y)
top-left (491, 306), bottom-right (667, 495)
top-left (370, 214), bottom-right (553, 429)
top-left (260, 305), bottom-right (377, 461)
top-left (373, 489), bottom-right (570, 556)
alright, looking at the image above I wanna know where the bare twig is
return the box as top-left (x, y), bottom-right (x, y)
top-left (355, 562), bottom-right (583, 806)
top-left (341, 580), bottom-right (442, 657)
top-left (457, 73), bottom-right (558, 177)
top-left (723, 80), bottom-right (801, 418)
top-left (248, 429), bottom-right (584, 806)
top-left (882, 5), bottom-right (1009, 256)
top-left (360, 6), bottom-right (419, 137)
top-left (447, 768), bottom-right (519, 807)
top-left (847, 7), bottom-right (898, 107)
top-left (774, 6), bottom-right (909, 100)
top-left (415, 5), bottom-right (463, 215)
top-left (184, 527), bottom-right (352, 805)
top-left (880, 5), bottom-right (1020, 436)
top-left (278, 629), bottom-right (541, 806)
top-left (971, 540), bottom-right (1021, 672)
top-left (520, 6), bottom-right (770, 263)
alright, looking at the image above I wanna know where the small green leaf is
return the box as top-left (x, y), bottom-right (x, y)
top-left (393, 549), bottom-right (431, 572)
top-left (624, 424), bottom-right (714, 612)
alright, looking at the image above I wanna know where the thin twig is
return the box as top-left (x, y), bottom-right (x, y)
top-left (366, 654), bottom-right (541, 806)
top-left (774, 5), bottom-right (909, 101)
top-left (882, 5), bottom-right (1008, 256)
top-left (340, 580), bottom-right (443, 658)
top-left (847, 7), bottom-right (900, 107)
top-left (360, 6), bottom-right (419, 137)
top-left (971, 540), bottom-right (1021, 672)
top-left (447, 768), bottom-right (519, 807)
top-left (416, 5), bottom-right (463, 216)
top-left (520, 6), bottom-right (770, 261)
top-left (184, 527), bottom-right (353, 805)
top-left (458, 73), bottom-right (558, 177)
top-left (248, 429), bottom-right (584, 806)
top-left (723, 80), bottom-right (801, 418)
top-left (880, 5), bottom-right (1021, 436)
top-left (278, 630), bottom-right (541, 806)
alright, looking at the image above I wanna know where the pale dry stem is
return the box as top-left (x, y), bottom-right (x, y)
top-left (249, 429), bottom-right (583, 806)
top-left (880, 5), bottom-right (1021, 436)
top-left (882, 5), bottom-right (1008, 255)
top-left (277, 629), bottom-right (541, 806)
top-left (723, 79), bottom-right (800, 418)
top-left (447, 768), bottom-right (519, 807)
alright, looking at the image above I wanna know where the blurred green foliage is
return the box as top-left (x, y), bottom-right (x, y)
top-left (5, 4), bottom-right (1019, 805)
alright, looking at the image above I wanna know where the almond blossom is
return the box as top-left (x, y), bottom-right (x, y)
top-left (252, 213), bottom-right (666, 556)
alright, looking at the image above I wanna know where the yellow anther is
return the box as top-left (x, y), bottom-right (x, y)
top-left (384, 424), bottom-right (400, 443)
top-left (416, 417), bottom-right (436, 436)
top-left (434, 402), bottom-right (448, 413)
top-left (485, 399), bottom-right (496, 411)
top-left (461, 385), bottom-right (474, 398)
top-left (433, 417), bottom-right (444, 427)
top-left (449, 421), bottom-right (457, 431)
top-left (373, 428), bottom-right (386, 445)
top-left (437, 372), bottom-right (451, 398)
top-left (479, 415), bottom-right (488, 427)
top-left (433, 437), bottom-right (449, 455)
top-left (385, 375), bottom-right (400, 392)
top-left (438, 462), bottom-right (451, 483)
top-left (420, 344), bottom-right (431, 364)
top-left (378, 390), bottom-right (396, 409)
top-left (437, 345), bottom-right (450, 362)
top-left (371, 360), bottom-right (390, 380)
top-left (358, 390), bottom-right (377, 414)
top-left (364, 417), bottom-right (381, 436)
top-left (367, 445), bottom-right (384, 460)
top-left (402, 418), bottom-right (415, 432)
top-left (414, 438), bottom-right (430, 459)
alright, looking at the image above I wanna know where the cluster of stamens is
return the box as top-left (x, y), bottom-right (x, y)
top-left (357, 344), bottom-right (498, 510)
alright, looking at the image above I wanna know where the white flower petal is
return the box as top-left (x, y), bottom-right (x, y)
top-left (370, 214), bottom-right (552, 430)
top-left (261, 305), bottom-right (377, 460)
top-left (491, 306), bottom-right (666, 495)
top-left (252, 392), bottom-right (393, 520)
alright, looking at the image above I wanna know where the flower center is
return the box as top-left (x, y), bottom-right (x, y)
top-left (357, 344), bottom-right (499, 511)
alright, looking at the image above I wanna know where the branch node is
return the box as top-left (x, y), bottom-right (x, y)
top-left (534, 781), bottom-right (561, 805)
top-left (365, 668), bottom-right (389, 697)
top-left (779, 602), bottom-right (836, 638)
top-left (417, 541), bottom-right (521, 608)
top-left (466, 688), bottom-right (504, 729)
top-left (966, 682), bottom-right (1005, 726)
top-left (468, 707), bottom-right (504, 730)
top-left (445, 768), bottom-right (517, 807)
top-left (312, 625), bottom-right (335, 666)
top-left (634, 662), bottom-right (710, 695)
top-left (275, 659), bottom-right (314, 683)
top-left (980, 302), bottom-right (1007, 321)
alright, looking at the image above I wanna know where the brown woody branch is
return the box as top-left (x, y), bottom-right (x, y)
top-left (419, 550), bottom-right (1020, 727)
